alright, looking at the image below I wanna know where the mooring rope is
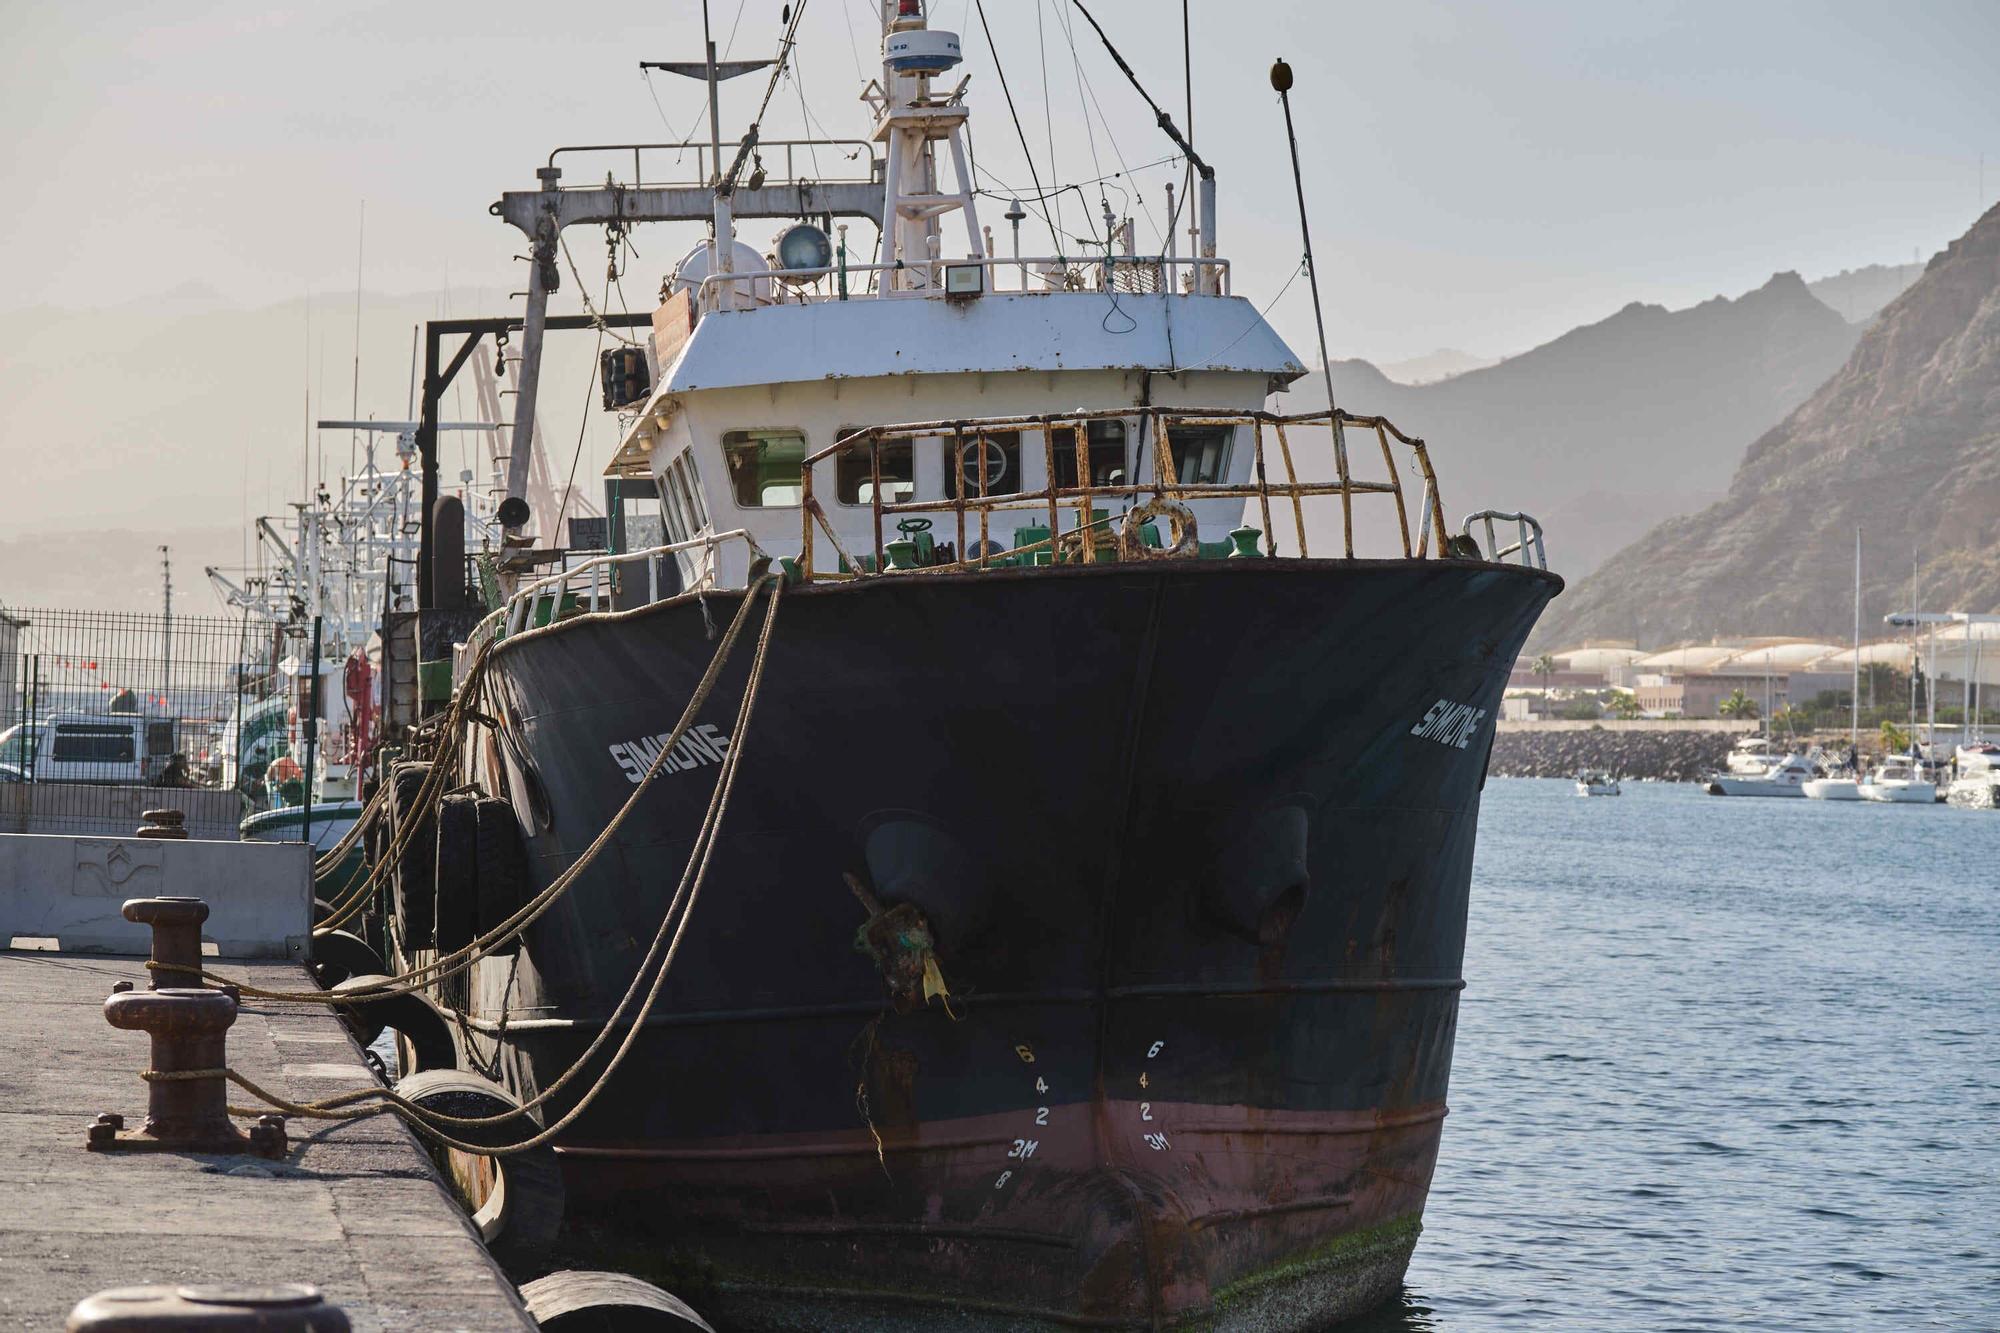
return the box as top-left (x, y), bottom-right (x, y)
top-left (142, 575), bottom-right (784, 1156)
top-left (170, 574), bottom-right (780, 1007)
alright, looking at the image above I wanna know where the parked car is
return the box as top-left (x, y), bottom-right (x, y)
top-left (0, 712), bottom-right (182, 785)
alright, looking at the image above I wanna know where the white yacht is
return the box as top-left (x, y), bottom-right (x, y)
top-left (1802, 772), bottom-right (1863, 801)
top-left (1574, 770), bottom-right (1620, 796)
top-left (1724, 735), bottom-right (1782, 775)
top-left (1946, 743), bottom-right (2000, 808)
top-left (1802, 748), bottom-right (1863, 800)
top-left (1705, 751), bottom-right (1817, 796)
top-left (1859, 762), bottom-right (1937, 803)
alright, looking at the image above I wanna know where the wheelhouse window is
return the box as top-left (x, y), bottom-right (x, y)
top-left (1167, 424), bottom-right (1231, 485)
top-left (723, 429), bottom-right (806, 507)
top-left (658, 449), bottom-right (709, 542)
top-left (1052, 419), bottom-right (1129, 490)
top-left (946, 431), bottom-right (1023, 499)
top-left (836, 429), bottom-right (916, 505)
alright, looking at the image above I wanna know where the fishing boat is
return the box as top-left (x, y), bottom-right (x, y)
top-left (365, 6), bottom-right (1561, 1328)
top-left (1575, 770), bottom-right (1620, 796)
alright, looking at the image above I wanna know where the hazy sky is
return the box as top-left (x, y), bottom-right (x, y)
top-left (2, 0), bottom-right (1995, 363)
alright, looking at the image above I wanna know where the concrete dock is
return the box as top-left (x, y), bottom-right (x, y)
top-left (0, 950), bottom-right (535, 1331)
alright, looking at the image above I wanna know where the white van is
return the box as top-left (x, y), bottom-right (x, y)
top-left (0, 712), bottom-right (180, 785)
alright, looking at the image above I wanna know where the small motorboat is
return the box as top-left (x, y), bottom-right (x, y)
top-left (1705, 751), bottom-right (1817, 796)
top-left (1859, 762), bottom-right (1937, 804)
top-left (1574, 770), bottom-right (1621, 796)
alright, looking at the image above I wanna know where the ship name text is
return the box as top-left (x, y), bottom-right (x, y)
top-left (610, 724), bottom-right (733, 783)
top-left (1410, 699), bottom-right (1487, 750)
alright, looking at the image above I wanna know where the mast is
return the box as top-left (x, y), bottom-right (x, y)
top-left (703, 1), bottom-right (736, 310)
top-left (872, 0), bottom-right (983, 291)
top-left (1851, 527), bottom-right (1860, 752)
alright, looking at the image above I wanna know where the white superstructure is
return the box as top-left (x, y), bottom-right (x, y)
top-left (500, 0), bottom-right (1311, 595)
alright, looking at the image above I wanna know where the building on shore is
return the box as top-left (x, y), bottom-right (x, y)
top-left (1513, 625), bottom-right (1999, 721)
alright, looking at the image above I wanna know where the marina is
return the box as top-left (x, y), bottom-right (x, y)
top-left (3, 2), bottom-right (1997, 1329)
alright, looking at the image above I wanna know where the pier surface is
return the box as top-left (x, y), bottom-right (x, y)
top-left (0, 950), bottom-right (535, 1331)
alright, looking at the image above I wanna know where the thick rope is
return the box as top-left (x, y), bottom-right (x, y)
top-left (313, 647), bottom-right (503, 936)
top-left (163, 576), bottom-right (777, 1010)
top-left (151, 576), bottom-right (785, 1155)
top-left (312, 797), bottom-right (380, 879)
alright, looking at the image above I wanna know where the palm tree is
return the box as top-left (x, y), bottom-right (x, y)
top-left (1530, 653), bottom-right (1557, 716)
top-left (1718, 689), bottom-right (1758, 722)
top-left (1879, 719), bottom-right (1910, 754)
top-left (1611, 692), bottom-right (1643, 721)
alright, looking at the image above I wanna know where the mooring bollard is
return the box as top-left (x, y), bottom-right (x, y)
top-left (67, 1283), bottom-right (349, 1331)
top-left (89, 897), bottom-right (287, 1160)
top-left (124, 897), bottom-right (206, 989)
top-left (136, 808), bottom-right (189, 840)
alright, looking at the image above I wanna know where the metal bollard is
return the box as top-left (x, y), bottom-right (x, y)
top-left (123, 897), bottom-right (206, 989)
top-left (68, 1283), bottom-right (349, 1331)
top-left (136, 808), bottom-right (189, 840)
top-left (90, 897), bottom-right (286, 1160)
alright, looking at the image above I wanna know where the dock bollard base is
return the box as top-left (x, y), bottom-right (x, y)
top-left (67, 1281), bottom-right (349, 1331)
top-left (85, 1111), bottom-right (288, 1160)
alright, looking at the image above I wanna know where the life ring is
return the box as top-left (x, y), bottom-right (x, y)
top-left (1119, 497), bottom-right (1200, 560)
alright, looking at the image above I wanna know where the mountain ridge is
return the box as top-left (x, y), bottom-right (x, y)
top-left (1293, 270), bottom-right (1862, 574)
top-left (1535, 204), bottom-right (2000, 646)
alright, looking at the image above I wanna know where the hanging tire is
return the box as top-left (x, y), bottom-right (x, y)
top-left (519, 1271), bottom-right (715, 1331)
top-left (331, 973), bottom-right (456, 1074)
top-left (310, 928), bottom-right (385, 989)
top-left (434, 792), bottom-right (482, 953)
top-left (390, 761), bottom-right (437, 947)
top-left (394, 1069), bottom-right (566, 1260)
top-left (475, 796), bottom-right (532, 936)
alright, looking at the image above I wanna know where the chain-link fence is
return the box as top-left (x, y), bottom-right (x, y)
top-left (1, 606), bottom-right (284, 838)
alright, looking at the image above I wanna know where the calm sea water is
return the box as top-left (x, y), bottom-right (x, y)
top-left (1357, 777), bottom-right (2000, 1332)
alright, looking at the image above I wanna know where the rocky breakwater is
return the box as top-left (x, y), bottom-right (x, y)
top-left (1488, 727), bottom-right (1737, 782)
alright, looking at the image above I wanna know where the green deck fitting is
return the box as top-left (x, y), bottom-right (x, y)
top-left (418, 658), bottom-right (455, 702)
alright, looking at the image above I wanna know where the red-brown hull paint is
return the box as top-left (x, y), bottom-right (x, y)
top-left (547, 1099), bottom-right (1444, 1327)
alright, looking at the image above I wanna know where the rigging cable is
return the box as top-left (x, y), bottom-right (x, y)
top-left (971, 0), bottom-right (1066, 265)
top-left (553, 269), bottom-right (613, 541)
top-left (719, 0), bottom-right (812, 193)
top-left (1034, 0), bottom-right (1066, 245)
top-left (1065, 0), bottom-right (1210, 184)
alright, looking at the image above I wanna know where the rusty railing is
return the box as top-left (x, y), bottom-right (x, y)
top-left (796, 407), bottom-right (1453, 580)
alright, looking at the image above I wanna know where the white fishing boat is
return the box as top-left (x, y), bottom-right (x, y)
top-left (1574, 770), bottom-right (1620, 796)
top-left (1705, 751), bottom-right (1817, 796)
top-left (1859, 762), bottom-right (1937, 803)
